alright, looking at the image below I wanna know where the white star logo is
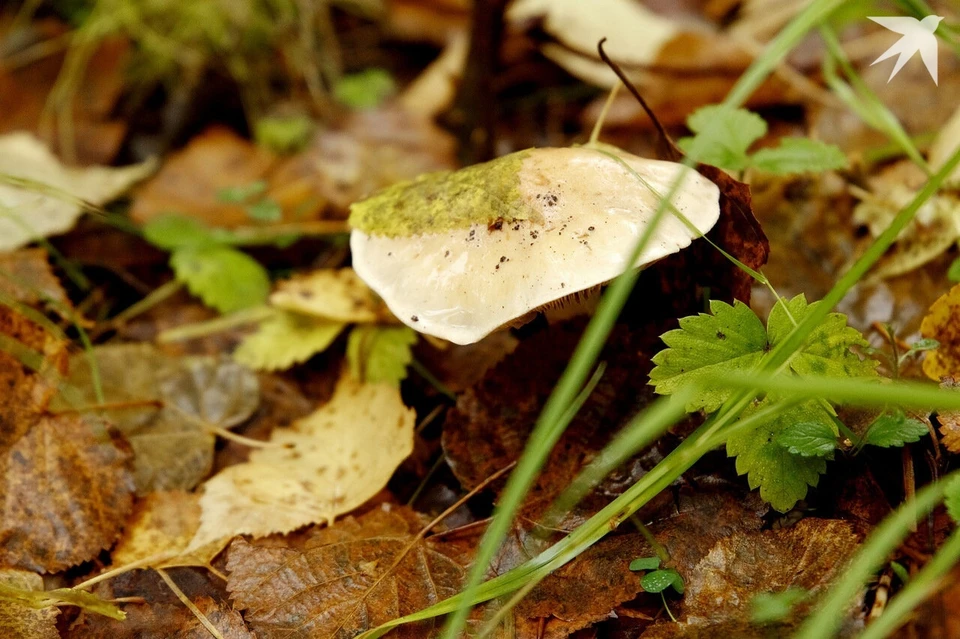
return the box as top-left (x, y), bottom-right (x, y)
top-left (869, 15), bottom-right (943, 85)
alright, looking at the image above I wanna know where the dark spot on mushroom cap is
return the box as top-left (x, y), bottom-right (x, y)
top-left (444, 250), bottom-right (450, 257)
top-left (588, 226), bottom-right (595, 231)
top-left (500, 256), bottom-right (506, 263)
top-left (489, 218), bottom-right (504, 231)
top-left (411, 315), bottom-right (419, 322)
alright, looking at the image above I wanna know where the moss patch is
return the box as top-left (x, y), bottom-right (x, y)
top-left (348, 150), bottom-right (533, 237)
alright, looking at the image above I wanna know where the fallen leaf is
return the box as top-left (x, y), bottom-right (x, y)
top-left (642, 519), bottom-right (861, 638)
top-left (226, 505), bottom-right (463, 638)
top-left (269, 268), bottom-right (387, 323)
top-left (347, 325), bottom-right (417, 386)
top-left (51, 343), bottom-right (260, 494)
top-left (0, 132), bottom-right (154, 251)
top-left (188, 374), bottom-right (415, 549)
top-left (0, 414), bottom-right (134, 573)
top-left (921, 284), bottom-right (960, 381)
top-left (232, 309), bottom-right (346, 372)
top-left (0, 569), bottom-right (59, 639)
top-left (935, 378), bottom-right (960, 454)
top-left (0, 249), bottom-right (71, 312)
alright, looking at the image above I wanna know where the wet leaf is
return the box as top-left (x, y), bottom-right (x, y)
top-left (0, 569), bottom-right (59, 639)
top-left (52, 344), bottom-right (259, 494)
top-left (269, 268), bottom-right (386, 323)
top-left (188, 374), bottom-right (415, 549)
top-left (641, 569), bottom-right (684, 594)
top-left (0, 132), bottom-right (153, 251)
top-left (233, 309), bottom-right (346, 371)
top-left (0, 414), bottom-right (134, 572)
top-left (170, 245), bottom-right (270, 314)
top-left (921, 284), bottom-right (960, 381)
top-left (226, 506), bottom-right (462, 638)
top-left (346, 325), bottom-right (417, 386)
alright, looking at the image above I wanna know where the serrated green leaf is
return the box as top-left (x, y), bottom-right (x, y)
top-left (751, 138), bottom-right (848, 175)
top-left (767, 294), bottom-right (877, 380)
top-left (233, 310), bottom-right (345, 371)
top-left (944, 475), bottom-right (960, 524)
top-left (863, 410), bottom-right (929, 448)
top-left (775, 420), bottom-right (838, 457)
top-left (677, 106), bottom-right (767, 172)
top-left (649, 299), bottom-right (767, 412)
top-left (727, 400), bottom-right (831, 512)
top-left (334, 68), bottom-right (395, 110)
top-left (170, 245), bottom-right (270, 313)
top-left (640, 569), bottom-right (684, 594)
top-left (142, 214), bottom-right (219, 250)
top-left (629, 556), bottom-right (661, 571)
top-left (347, 325), bottom-right (417, 386)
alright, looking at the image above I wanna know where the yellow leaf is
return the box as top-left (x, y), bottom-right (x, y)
top-left (921, 283), bottom-right (960, 381)
top-left (269, 268), bottom-right (389, 323)
top-left (233, 309), bottom-right (345, 371)
top-left (187, 374), bottom-right (415, 550)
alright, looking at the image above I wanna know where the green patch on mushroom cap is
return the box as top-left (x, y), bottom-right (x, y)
top-left (348, 149), bottom-right (533, 237)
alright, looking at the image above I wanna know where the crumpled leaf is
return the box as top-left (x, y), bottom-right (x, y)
top-left (0, 569), bottom-right (59, 639)
top-left (188, 374), bottom-right (415, 550)
top-left (226, 506), bottom-right (462, 639)
top-left (347, 325), bottom-right (417, 386)
top-left (270, 268), bottom-right (387, 323)
top-left (170, 245), bottom-right (270, 314)
top-left (0, 577), bottom-right (124, 620)
top-left (921, 284), bottom-right (960, 381)
top-left (111, 491), bottom-right (227, 569)
top-left (0, 414), bottom-right (134, 572)
top-left (51, 343), bottom-right (259, 494)
top-left (233, 309), bottom-right (345, 371)
top-left (643, 519), bottom-right (861, 637)
top-left (0, 132), bottom-right (153, 251)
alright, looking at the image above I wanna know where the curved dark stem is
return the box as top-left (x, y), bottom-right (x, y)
top-left (596, 38), bottom-right (683, 162)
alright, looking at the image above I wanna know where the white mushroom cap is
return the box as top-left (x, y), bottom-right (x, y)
top-left (350, 147), bottom-right (720, 345)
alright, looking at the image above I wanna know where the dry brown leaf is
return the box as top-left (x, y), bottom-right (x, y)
top-left (935, 378), bottom-right (960, 454)
top-left (69, 594), bottom-right (254, 639)
top-left (0, 569), bottom-right (59, 639)
top-left (269, 268), bottom-right (389, 323)
top-left (226, 505), bottom-right (463, 638)
top-left (0, 414), bottom-right (134, 573)
top-left (0, 249), bottom-right (71, 311)
top-left (921, 284), bottom-right (960, 381)
top-left (643, 519), bottom-right (861, 638)
top-left (187, 374), bottom-right (415, 550)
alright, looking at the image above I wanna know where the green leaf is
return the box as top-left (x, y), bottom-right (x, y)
top-left (629, 556), bottom-right (661, 571)
top-left (0, 581), bottom-right (125, 620)
top-left (890, 560), bottom-right (910, 584)
top-left (944, 474), bottom-right (960, 524)
top-left (233, 310), bottom-right (345, 371)
top-left (677, 106), bottom-right (767, 172)
top-left (170, 245), bottom-right (270, 313)
top-left (649, 299), bottom-right (767, 412)
top-left (217, 180), bottom-right (267, 204)
top-left (254, 115), bottom-right (315, 154)
top-left (775, 420), bottom-right (838, 457)
top-left (640, 569), bottom-right (684, 595)
top-left (727, 400), bottom-right (831, 512)
top-left (751, 587), bottom-right (808, 624)
top-left (245, 198), bottom-right (282, 222)
top-left (347, 326), bottom-right (417, 386)
top-left (334, 68), bottom-right (396, 110)
top-left (767, 295), bottom-right (877, 380)
top-left (863, 411), bottom-right (929, 448)
top-left (909, 338), bottom-right (940, 354)
top-left (751, 138), bottom-right (848, 174)
top-left (142, 214), bottom-right (219, 250)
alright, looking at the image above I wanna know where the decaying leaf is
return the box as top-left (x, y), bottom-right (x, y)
top-left (233, 309), bottom-right (346, 372)
top-left (921, 284), bottom-right (960, 381)
top-left (226, 506), bottom-right (463, 639)
top-left (188, 374), bottom-right (415, 549)
top-left (643, 519), bottom-right (861, 637)
top-left (0, 414), bottom-right (134, 573)
top-left (0, 132), bottom-right (154, 251)
top-left (935, 378), bottom-right (960, 454)
top-left (270, 268), bottom-right (387, 323)
top-left (0, 249), bottom-right (71, 312)
top-left (0, 569), bottom-right (59, 639)
top-left (51, 343), bottom-right (260, 494)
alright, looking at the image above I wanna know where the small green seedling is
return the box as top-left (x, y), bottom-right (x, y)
top-left (334, 68), bottom-right (396, 110)
top-left (217, 181), bottom-right (282, 222)
top-left (254, 115), bottom-right (315, 154)
top-left (630, 556), bottom-right (684, 622)
top-left (678, 105), bottom-right (847, 176)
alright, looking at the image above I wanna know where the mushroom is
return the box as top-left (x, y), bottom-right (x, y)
top-left (349, 146), bottom-right (720, 345)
